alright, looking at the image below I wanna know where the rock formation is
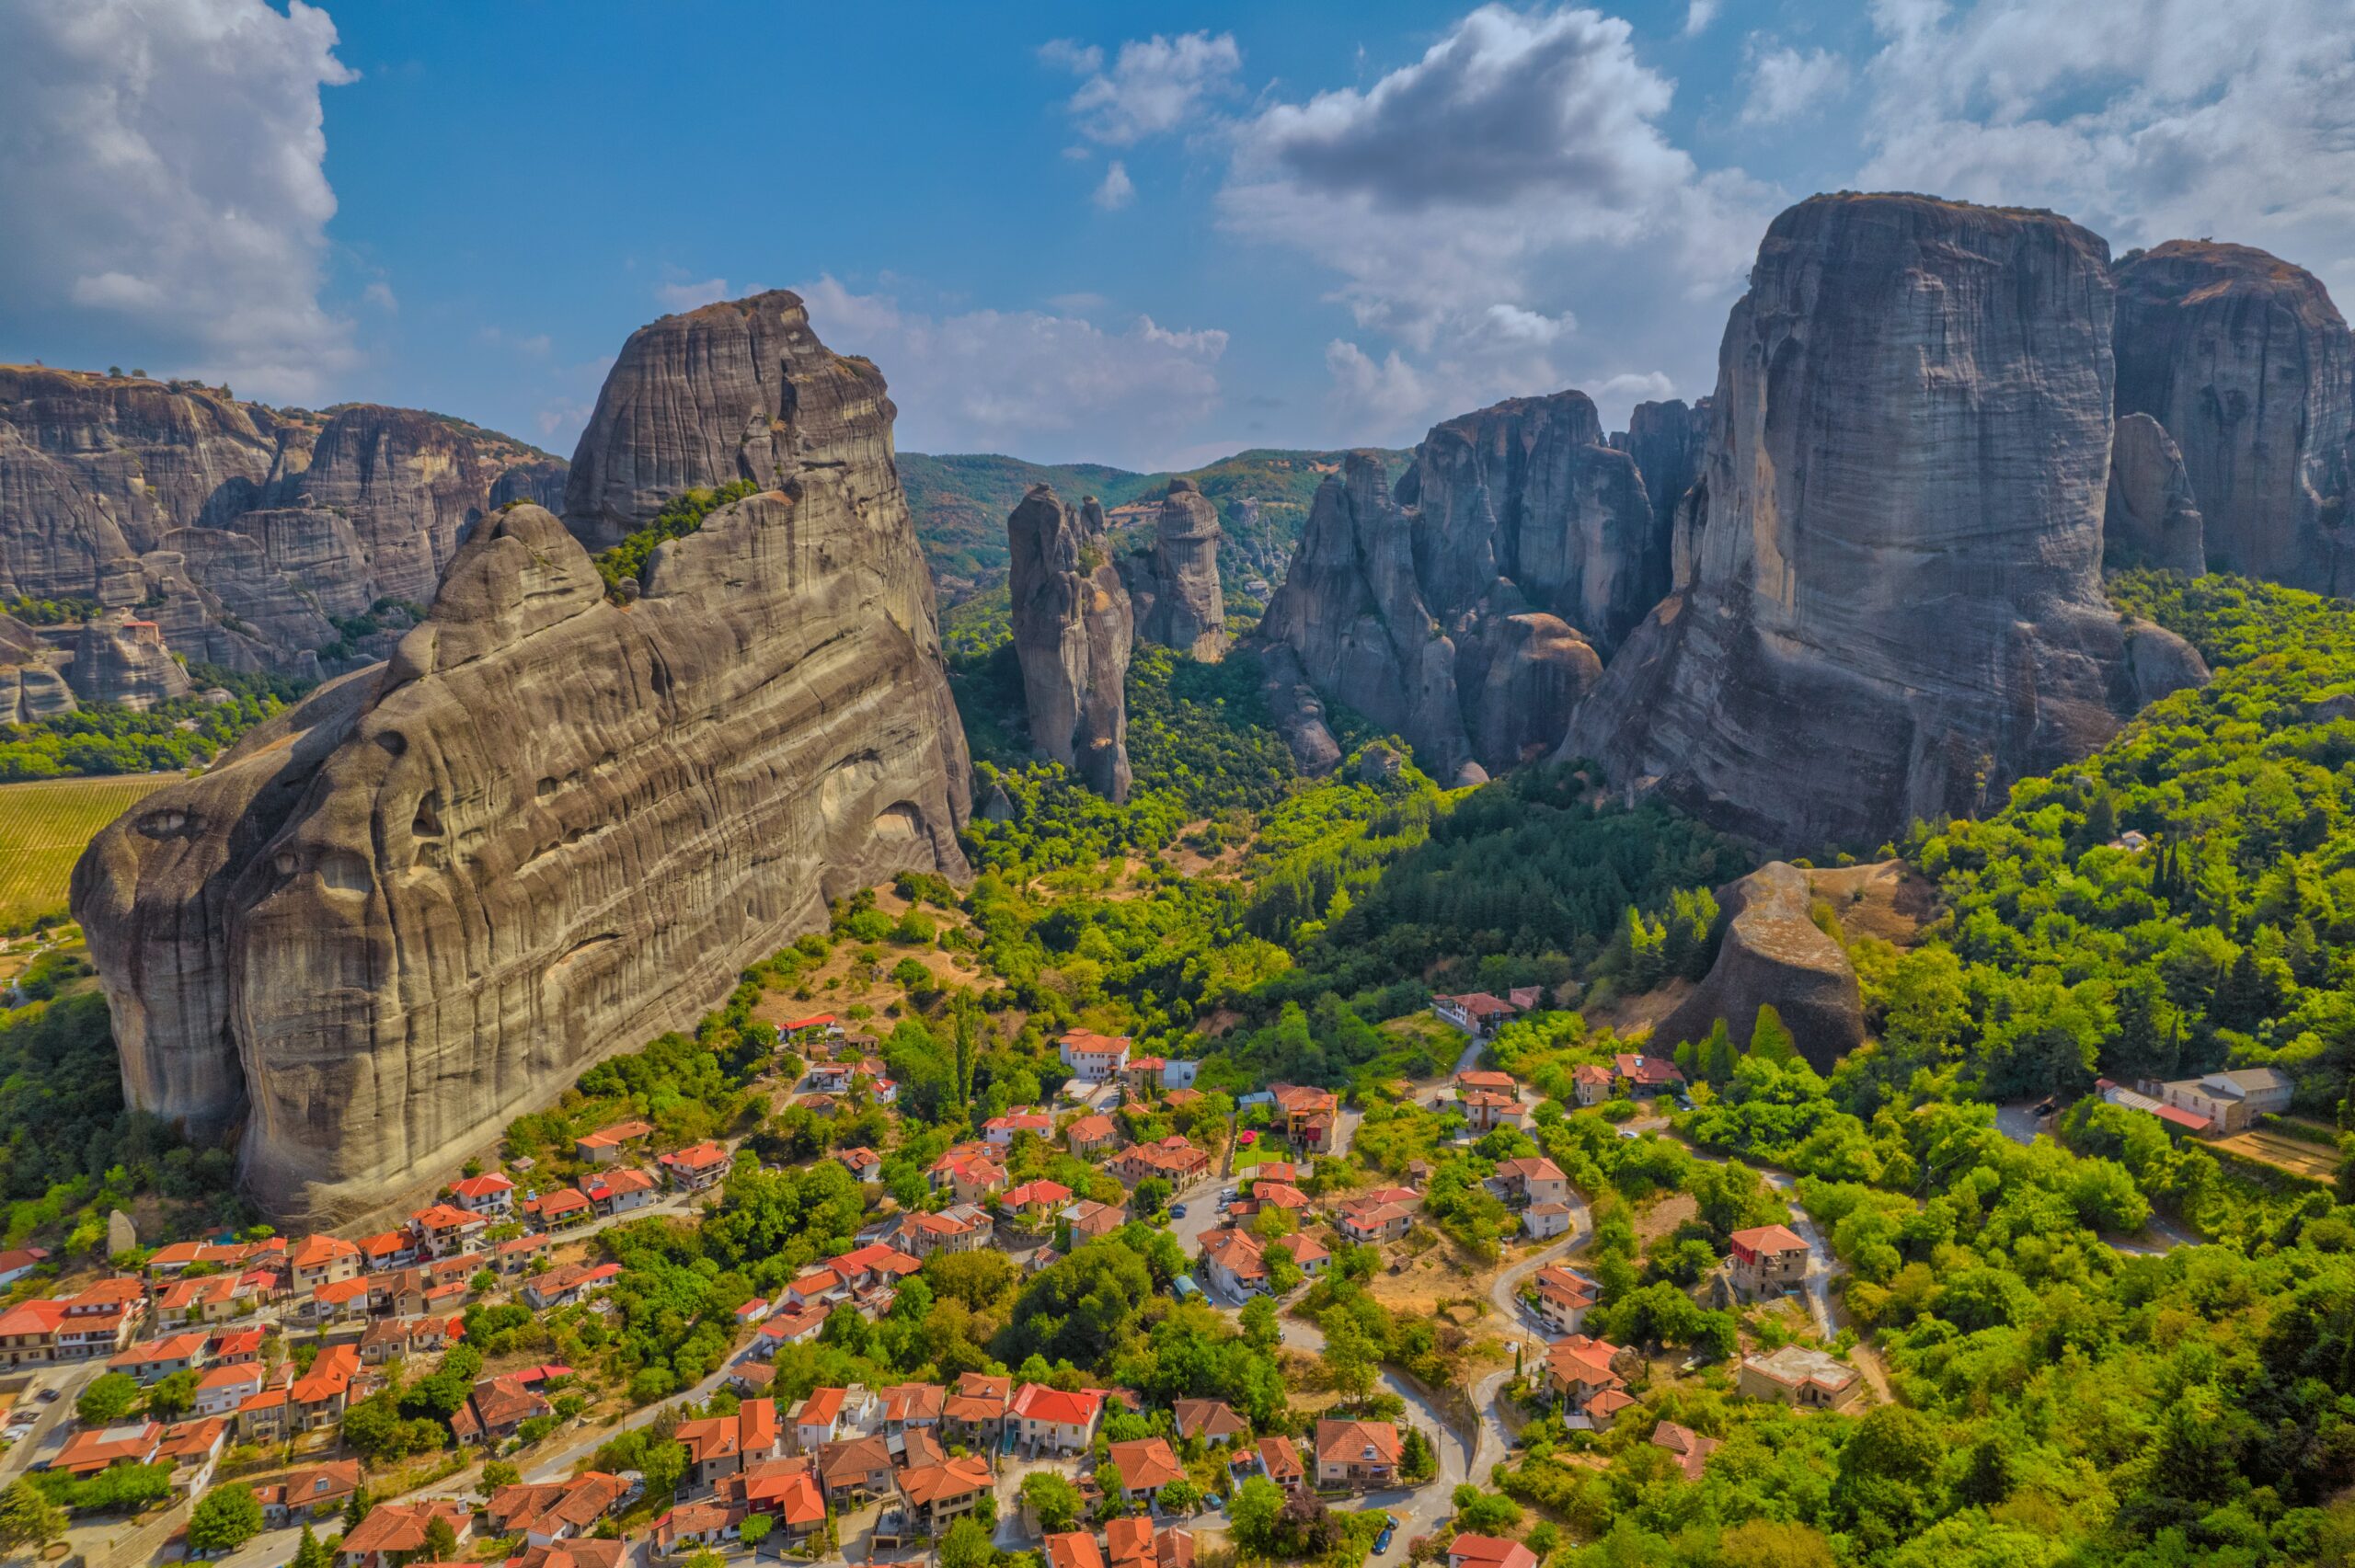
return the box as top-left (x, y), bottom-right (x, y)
top-left (1007, 485), bottom-right (1132, 801)
top-left (1651, 862), bottom-right (1864, 1072)
top-left (1562, 193), bottom-right (2152, 850)
top-left (2104, 413), bottom-right (2207, 575)
top-left (2113, 241), bottom-right (2354, 591)
top-left (67, 616), bottom-right (190, 710)
top-left (0, 612), bottom-right (75, 723)
top-left (1614, 397), bottom-right (1709, 597)
top-left (563, 292), bottom-right (891, 552)
top-left (74, 304), bottom-right (971, 1227)
top-left (0, 368), bottom-right (563, 692)
top-left (488, 458), bottom-right (569, 513)
top-left (1256, 390), bottom-right (1641, 781)
top-left (1121, 478), bottom-right (1227, 660)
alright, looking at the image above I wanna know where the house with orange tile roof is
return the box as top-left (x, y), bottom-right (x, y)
top-left (879, 1382), bottom-right (944, 1434)
top-left (1649, 1420), bottom-right (1721, 1481)
top-left (574, 1119), bottom-right (652, 1164)
top-left (579, 1165), bottom-right (661, 1216)
top-left (288, 1233), bottom-right (362, 1291)
top-left (253, 1459), bottom-right (362, 1527)
top-left (1063, 1114), bottom-right (1120, 1157)
top-left (660, 1140), bottom-right (731, 1191)
top-left (194, 1359), bottom-right (266, 1417)
top-left (523, 1185), bottom-right (594, 1230)
top-left (450, 1172), bottom-right (517, 1215)
top-left (718, 1459), bottom-right (826, 1542)
top-left (292, 1343), bottom-right (361, 1430)
top-left (1106, 1136), bottom-right (1211, 1185)
top-left (943, 1372), bottom-right (1010, 1444)
top-left (408, 1203), bottom-right (488, 1258)
top-left (109, 1332), bottom-right (210, 1383)
top-left (984, 1106), bottom-right (1056, 1145)
top-left (1255, 1434), bottom-right (1304, 1490)
top-left (1105, 1436), bottom-right (1186, 1502)
top-left (1269, 1084), bottom-right (1338, 1151)
top-left (928, 1144), bottom-right (1009, 1202)
top-left (898, 1453), bottom-right (994, 1531)
top-left (1448, 1533), bottom-right (1539, 1568)
top-left (0, 1299), bottom-right (66, 1366)
top-left (1491, 1156), bottom-right (1571, 1207)
top-left (1531, 1265), bottom-right (1599, 1333)
top-left (339, 1499), bottom-right (472, 1568)
top-left (1047, 1531), bottom-right (1108, 1568)
top-left (1337, 1200), bottom-right (1418, 1245)
top-left (1010, 1382), bottom-right (1105, 1454)
top-left (678, 1399), bottom-right (785, 1493)
top-left (1314, 1418), bottom-right (1400, 1489)
top-left (650, 1499), bottom-right (740, 1557)
top-left (523, 1262), bottom-right (622, 1311)
top-left (53, 1420), bottom-right (163, 1475)
top-left (358, 1230), bottom-right (419, 1270)
top-left (1004, 1179), bottom-right (1073, 1225)
top-left (486, 1471), bottom-right (630, 1545)
top-left (1059, 1029), bottom-right (1132, 1084)
top-left (1544, 1335), bottom-right (1631, 1417)
top-left (813, 1434), bottom-right (895, 1505)
top-left (1459, 1088), bottom-right (1531, 1133)
top-left (1571, 1062), bottom-right (1614, 1106)
top-left (451, 1374), bottom-right (552, 1445)
top-left (1728, 1224), bottom-right (1810, 1299)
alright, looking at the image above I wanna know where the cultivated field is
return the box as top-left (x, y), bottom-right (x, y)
top-left (0, 773), bottom-right (178, 927)
top-left (2211, 1127), bottom-right (2341, 1183)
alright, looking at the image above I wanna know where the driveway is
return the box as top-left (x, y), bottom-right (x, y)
top-left (1760, 1171), bottom-right (1835, 1339)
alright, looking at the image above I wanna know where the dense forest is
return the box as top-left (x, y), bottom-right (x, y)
top-left (0, 664), bottom-right (306, 781)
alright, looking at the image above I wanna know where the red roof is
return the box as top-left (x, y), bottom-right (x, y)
top-left (662, 1140), bottom-right (730, 1172)
top-left (1729, 1224), bottom-right (1809, 1259)
top-left (1011, 1382), bottom-right (1103, 1428)
top-left (782, 1013), bottom-right (838, 1031)
top-left (1005, 1180), bottom-right (1073, 1207)
top-left (1450, 1535), bottom-right (1539, 1568)
top-left (2153, 1104), bottom-right (2212, 1131)
top-left (411, 1204), bottom-right (483, 1230)
top-left (452, 1173), bottom-right (515, 1199)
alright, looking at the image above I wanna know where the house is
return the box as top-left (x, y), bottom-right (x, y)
top-left (359, 1315), bottom-right (460, 1365)
top-left (1121, 1056), bottom-right (1167, 1093)
top-left (1048, 1531), bottom-right (1108, 1568)
top-left (814, 1434), bottom-right (896, 1505)
top-left (1431, 992), bottom-right (1522, 1038)
top-left (719, 1459), bottom-right (826, 1543)
top-left (1005, 1179), bottom-right (1074, 1227)
top-left (358, 1230), bottom-right (419, 1271)
top-left (0, 1299), bottom-right (65, 1366)
top-left (1449, 1535), bottom-right (1540, 1568)
top-left (828, 1243), bottom-right (924, 1292)
top-left (487, 1471), bottom-right (630, 1546)
top-left (524, 1262), bottom-right (623, 1310)
top-left (889, 1207), bottom-right (990, 1258)
top-left (835, 1146), bottom-right (884, 1181)
top-left (409, 1203), bottom-right (488, 1258)
top-left (53, 1421), bottom-right (163, 1476)
top-left (208, 1328), bottom-right (266, 1364)
top-left (1456, 1070), bottom-right (1518, 1095)
top-left (289, 1233), bottom-right (362, 1291)
top-left (1571, 1063), bottom-right (1614, 1106)
top-left (1063, 1199), bottom-right (1128, 1242)
top-left (2096, 1079), bottom-right (2215, 1134)
top-left (580, 1166), bottom-right (661, 1217)
top-left (1108, 1136), bottom-right (1212, 1185)
top-left (155, 1273), bottom-right (250, 1325)
top-left (930, 1144), bottom-right (1009, 1202)
top-left (1272, 1231), bottom-right (1329, 1276)
top-left (523, 1187), bottom-right (594, 1230)
top-left (1107, 1437), bottom-right (1187, 1503)
top-left (1728, 1224), bottom-right (1810, 1299)
top-left (1060, 1029), bottom-right (1132, 1083)
top-left (1530, 1265), bottom-right (1599, 1334)
top-left (1199, 1227), bottom-right (1269, 1298)
top-left (790, 1386), bottom-right (855, 1451)
top-left (806, 1060), bottom-right (857, 1094)
top-left (450, 1172), bottom-right (517, 1215)
top-left (757, 1303), bottom-right (830, 1349)
top-left (450, 1374), bottom-right (554, 1446)
top-left (0, 1246), bottom-right (49, 1288)
top-left (660, 1140), bottom-right (731, 1191)
top-left (1736, 1345), bottom-right (1861, 1409)
top-left (1256, 1434), bottom-right (1304, 1491)
top-left (1337, 1201), bottom-right (1417, 1245)
top-left (898, 1455), bottom-right (995, 1531)
top-left (1314, 1418), bottom-right (1400, 1489)
top-left (985, 1106), bottom-right (1056, 1145)
top-left (236, 1385), bottom-right (293, 1445)
top-left (678, 1399), bottom-right (786, 1493)
top-left (1649, 1421), bottom-right (1721, 1481)
top-left (1612, 1053), bottom-right (1685, 1097)
top-left (783, 1013), bottom-right (845, 1044)
top-left (194, 1360), bottom-right (266, 1417)
top-left (1011, 1381), bottom-right (1105, 1453)
top-left (1545, 1335), bottom-right (1631, 1414)
top-left (575, 1119), bottom-right (653, 1163)
top-left (1065, 1114), bottom-right (1120, 1157)
top-left (254, 1460), bottom-right (362, 1527)
top-left (1269, 1084), bottom-right (1339, 1151)
top-left (875, 1381), bottom-right (943, 1436)
top-left (338, 1500), bottom-right (472, 1568)
top-left (110, 1331), bottom-right (210, 1384)
top-left (1522, 1201), bottom-right (1573, 1240)
top-left (2142, 1067), bottom-right (2299, 1133)
top-left (1459, 1090), bottom-right (1531, 1133)
top-left (944, 1372), bottom-right (1011, 1443)
top-left (651, 1500), bottom-right (741, 1557)
top-left (1491, 1156), bottom-right (1571, 1208)
top-left (1173, 1398), bottom-right (1247, 1447)
top-left (291, 1345), bottom-right (362, 1431)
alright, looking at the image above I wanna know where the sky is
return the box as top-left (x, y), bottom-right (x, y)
top-left (2, 0), bottom-right (2350, 473)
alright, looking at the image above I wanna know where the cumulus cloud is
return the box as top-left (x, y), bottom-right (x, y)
top-left (362, 280), bottom-right (398, 313)
top-left (1093, 161), bottom-right (1136, 211)
top-left (797, 276), bottom-right (1227, 468)
top-left (0, 0), bottom-right (358, 400)
top-left (1051, 30), bottom-right (1242, 145)
top-left (655, 277), bottom-right (738, 312)
top-left (1683, 0), bottom-right (1719, 37)
top-left (1855, 0), bottom-right (2355, 295)
top-left (1740, 43), bottom-right (1848, 126)
top-left (1221, 4), bottom-right (1771, 440)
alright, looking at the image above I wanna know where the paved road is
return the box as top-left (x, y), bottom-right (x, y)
top-left (0, 1358), bottom-right (104, 1482)
top-left (1272, 1311), bottom-right (1468, 1549)
top-left (1759, 1171), bottom-right (1835, 1339)
top-left (1465, 1200), bottom-right (1595, 1482)
top-left (525, 1356), bottom-right (741, 1483)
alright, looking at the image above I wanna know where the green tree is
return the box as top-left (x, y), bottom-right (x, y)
top-left (291, 1525), bottom-right (333, 1568)
top-left (740, 1513), bottom-right (775, 1554)
top-left (1022, 1471), bottom-right (1086, 1533)
top-left (144, 1368), bottom-right (201, 1420)
top-left (1749, 1004), bottom-right (1798, 1066)
top-left (423, 1515), bottom-right (461, 1561)
top-left (0, 1479), bottom-right (64, 1555)
top-left (1229, 1476), bottom-right (1283, 1554)
top-left (76, 1371), bottom-right (140, 1425)
top-left (1157, 1480), bottom-right (1202, 1514)
top-left (1239, 1295), bottom-right (1281, 1351)
top-left (480, 1460), bottom-right (522, 1495)
top-left (188, 1484), bottom-right (265, 1554)
top-left (940, 1516), bottom-right (994, 1568)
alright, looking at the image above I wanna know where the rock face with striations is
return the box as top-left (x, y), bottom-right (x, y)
top-left (1257, 389), bottom-right (1644, 782)
top-left (1008, 485), bottom-right (1133, 801)
top-left (2113, 241), bottom-right (2354, 591)
top-left (2104, 413), bottom-right (2208, 575)
top-left (1614, 397), bottom-right (1709, 597)
top-left (73, 307), bottom-right (971, 1227)
top-left (1121, 478), bottom-right (1227, 661)
top-left (1562, 193), bottom-right (2156, 849)
top-left (1651, 861), bottom-right (1864, 1072)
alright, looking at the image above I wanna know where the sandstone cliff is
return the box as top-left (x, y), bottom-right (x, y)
top-left (75, 313), bottom-right (971, 1226)
top-left (1008, 485), bottom-right (1133, 801)
top-left (2114, 241), bottom-right (2354, 591)
top-left (2105, 413), bottom-right (2207, 576)
top-left (1122, 478), bottom-right (1227, 661)
top-left (1561, 193), bottom-right (2156, 850)
top-left (1256, 389), bottom-right (1638, 781)
top-left (1614, 397), bottom-right (1708, 601)
top-left (1651, 861), bottom-right (1863, 1072)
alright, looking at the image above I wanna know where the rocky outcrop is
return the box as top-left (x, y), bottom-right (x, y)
top-left (1651, 861), bottom-right (1864, 1072)
top-left (1008, 485), bottom-right (1132, 800)
top-left (1257, 390), bottom-right (1638, 781)
top-left (0, 612), bottom-right (75, 723)
top-left (0, 368), bottom-right (563, 689)
top-left (2105, 413), bottom-right (2207, 575)
top-left (74, 307), bottom-right (971, 1227)
top-left (1122, 479), bottom-right (1227, 660)
top-left (563, 292), bottom-right (889, 551)
top-left (2114, 241), bottom-right (2354, 591)
top-left (1614, 397), bottom-right (1709, 598)
top-left (2123, 618), bottom-right (2211, 706)
top-left (488, 458), bottom-right (569, 513)
top-left (66, 617), bottom-right (190, 710)
top-left (1562, 193), bottom-right (2144, 849)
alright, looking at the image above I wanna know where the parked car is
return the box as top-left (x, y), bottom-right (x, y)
top-left (35, 1388), bottom-right (59, 1402)
top-left (1169, 1203), bottom-right (1187, 1219)
top-left (1374, 1528), bottom-right (1396, 1555)
top-left (1219, 1186), bottom-right (1238, 1201)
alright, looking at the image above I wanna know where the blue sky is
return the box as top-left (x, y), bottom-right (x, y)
top-left (3, 1), bottom-right (2349, 471)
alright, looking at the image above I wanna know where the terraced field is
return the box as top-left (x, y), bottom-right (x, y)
top-left (0, 773), bottom-right (177, 927)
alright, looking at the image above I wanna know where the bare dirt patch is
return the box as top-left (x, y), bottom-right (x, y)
top-left (1584, 977), bottom-right (1695, 1039)
top-left (1632, 1192), bottom-right (1698, 1249)
top-left (2211, 1127), bottom-right (2339, 1182)
top-left (1364, 1229), bottom-right (1509, 1320)
top-left (1809, 860), bottom-right (1938, 948)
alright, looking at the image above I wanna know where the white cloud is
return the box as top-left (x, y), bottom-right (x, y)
top-left (362, 280), bottom-right (398, 313)
top-left (1055, 31), bottom-right (1242, 145)
top-left (1092, 160), bottom-right (1136, 211)
top-left (797, 276), bottom-right (1228, 468)
top-left (655, 277), bottom-right (738, 312)
top-left (1683, 0), bottom-right (1719, 37)
top-left (1740, 43), bottom-right (1848, 126)
top-left (0, 0), bottom-right (358, 400)
top-left (1221, 5), bottom-right (1772, 441)
top-left (1855, 0), bottom-right (2355, 297)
